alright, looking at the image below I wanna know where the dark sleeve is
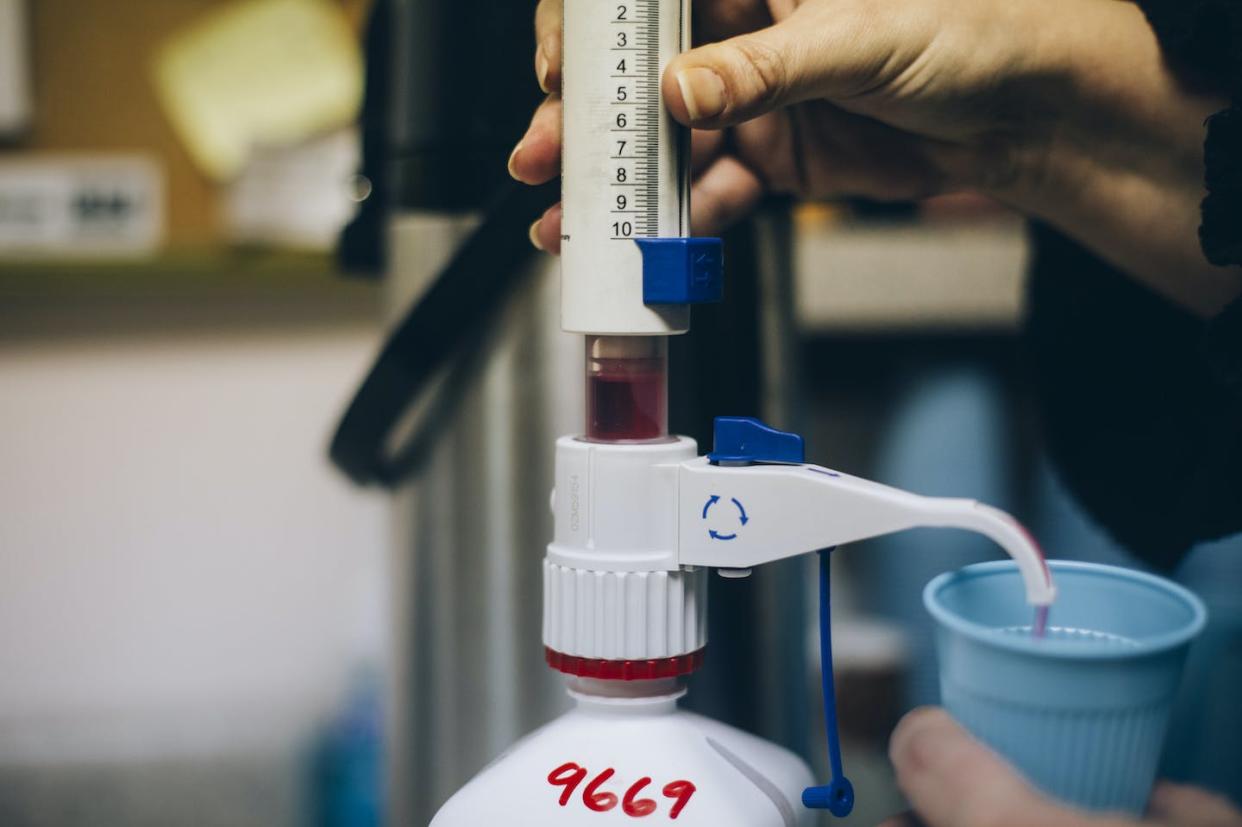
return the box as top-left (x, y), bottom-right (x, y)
top-left (1024, 0), bottom-right (1242, 571)
top-left (1026, 227), bottom-right (1242, 572)
top-left (1138, 0), bottom-right (1242, 268)
top-left (1139, 0), bottom-right (1242, 418)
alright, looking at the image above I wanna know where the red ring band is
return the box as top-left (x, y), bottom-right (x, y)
top-left (544, 647), bottom-right (706, 680)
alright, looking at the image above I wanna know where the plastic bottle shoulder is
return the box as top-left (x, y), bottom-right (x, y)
top-left (431, 706), bottom-right (814, 826)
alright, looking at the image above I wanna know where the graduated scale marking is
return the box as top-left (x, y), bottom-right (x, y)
top-left (607, 0), bottom-right (663, 240)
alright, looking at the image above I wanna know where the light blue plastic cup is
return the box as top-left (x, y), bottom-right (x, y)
top-left (925, 561), bottom-right (1207, 814)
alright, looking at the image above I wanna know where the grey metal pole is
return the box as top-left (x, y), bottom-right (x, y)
top-left (383, 214), bottom-right (579, 826)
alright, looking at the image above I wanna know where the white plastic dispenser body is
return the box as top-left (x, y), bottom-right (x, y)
top-left (541, 424), bottom-right (1055, 670)
top-left (430, 680), bottom-right (815, 827)
top-left (432, 417), bottom-right (1055, 824)
top-left (544, 436), bottom-right (708, 663)
top-left (528, 418), bottom-right (1053, 821)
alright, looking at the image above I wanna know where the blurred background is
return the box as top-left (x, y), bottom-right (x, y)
top-left (1, 1), bottom-right (1238, 826)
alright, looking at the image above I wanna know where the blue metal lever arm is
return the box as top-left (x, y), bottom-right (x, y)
top-left (802, 548), bottom-right (855, 817)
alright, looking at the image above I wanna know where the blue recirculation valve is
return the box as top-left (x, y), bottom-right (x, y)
top-left (803, 548), bottom-right (855, 817)
top-left (708, 417), bottom-right (805, 465)
top-left (637, 238), bottom-right (724, 305)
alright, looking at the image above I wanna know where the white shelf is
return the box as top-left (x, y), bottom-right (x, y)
top-left (794, 214), bottom-right (1029, 332)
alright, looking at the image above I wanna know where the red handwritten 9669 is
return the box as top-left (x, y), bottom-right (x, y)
top-left (547, 762), bottom-right (697, 819)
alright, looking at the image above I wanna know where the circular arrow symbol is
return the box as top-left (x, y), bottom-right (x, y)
top-left (702, 495), bottom-right (748, 541)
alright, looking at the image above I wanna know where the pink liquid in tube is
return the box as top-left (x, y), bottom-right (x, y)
top-left (1034, 605), bottom-right (1049, 639)
top-left (1011, 519), bottom-right (1053, 639)
top-left (585, 336), bottom-right (668, 442)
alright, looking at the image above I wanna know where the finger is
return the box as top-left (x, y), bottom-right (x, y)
top-left (690, 155), bottom-right (764, 236)
top-left (732, 110), bottom-right (799, 192)
top-left (510, 97), bottom-right (563, 185)
top-left (889, 708), bottom-right (1102, 827)
top-left (530, 202), bottom-right (562, 255)
top-left (664, 2), bottom-right (929, 129)
top-left (792, 102), bottom-right (950, 200)
top-left (535, 0), bottom-right (563, 95)
top-left (693, 0), bottom-right (773, 44)
top-left (1149, 782), bottom-right (1242, 827)
top-left (691, 129), bottom-right (725, 175)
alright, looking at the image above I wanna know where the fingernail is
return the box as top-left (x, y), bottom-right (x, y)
top-left (536, 45), bottom-right (550, 93)
top-left (676, 68), bottom-right (726, 121)
top-left (529, 220), bottom-right (545, 251)
top-left (508, 143), bottom-right (523, 181)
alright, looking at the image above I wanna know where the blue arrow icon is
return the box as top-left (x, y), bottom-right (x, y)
top-left (704, 495), bottom-right (748, 541)
top-left (702, 495), bottom-right (720, 520)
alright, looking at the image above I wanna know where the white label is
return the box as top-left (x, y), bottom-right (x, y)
top-left (224, 127), bottom-right (360, 250)
top-left (0, 156), bottom-right (165, 257)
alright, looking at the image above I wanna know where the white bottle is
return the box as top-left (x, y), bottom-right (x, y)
top-left (431, 678), bottom-right (815, 826)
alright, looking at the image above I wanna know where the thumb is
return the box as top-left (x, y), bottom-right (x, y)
top-left (662, 4), bottom-right (897, 128)
top-left (1148, 782), bottom-right (1242, 827)
top-left (889, 708), bottom-right (1129, 827)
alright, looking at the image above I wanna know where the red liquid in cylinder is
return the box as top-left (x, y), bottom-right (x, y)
top-left (587, 365), bottom-right (666, 441)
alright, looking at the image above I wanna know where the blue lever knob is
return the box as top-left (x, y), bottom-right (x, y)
top-left (708, 417), bottom-right (805, 465)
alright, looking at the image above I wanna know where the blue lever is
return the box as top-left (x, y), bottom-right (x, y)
top-left (708, 416), bottom-right (805, 465)
top-left (802, 548), bottom-right (855, 817)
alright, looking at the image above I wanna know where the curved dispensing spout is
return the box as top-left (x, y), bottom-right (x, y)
top-left (914, 498), bottom-right (1056, 607)
top-left (680, 418), bottom-right (1058, 608)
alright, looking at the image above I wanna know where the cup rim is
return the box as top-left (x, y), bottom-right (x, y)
top-left (923, 560), bottom-right (1208, 660)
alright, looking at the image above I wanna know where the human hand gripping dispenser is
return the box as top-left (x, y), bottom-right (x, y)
top-left (430, 0), bottom-right (1055, 823)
